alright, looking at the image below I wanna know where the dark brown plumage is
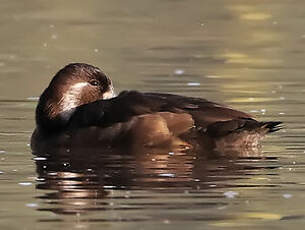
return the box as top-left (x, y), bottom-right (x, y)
top-left (31, 63), bottom-right (282, 155)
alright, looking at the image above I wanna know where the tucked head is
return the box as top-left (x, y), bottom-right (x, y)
top-left (36, 63), bottom-right (115, 131)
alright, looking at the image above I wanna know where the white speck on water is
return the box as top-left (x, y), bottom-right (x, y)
top-left (200, 23), bottom-right (205, 27)
top-left (34, 157), bottom-right (47, 161)
top-left (187, 82), bottom-right (201, 86)
top-left (0, 171), bottom-right (3, 174)
top-left (174, 69), bottom-right (184, 75)
top-left (206, 75), bottom-right (221, 79)
top-left (12, 169), bottom-right (18, 172)
top-left (27, 96), bottom-right (39, 101)
top-left (43, 165), bottom-right (47, 169)
top-left (63, 162), bottom-right (70, 167)
top-left (168, 152), bottom-right (175, 156)
top-left (48, 172), bottom-right (57, 176)
top-left (283, 194), bottom-right (293, 199)
top-left (250, 110), bottom-right (259, 113)
top-left (19, 182), bottom-right (32, 186)
top-left (224, 191), bottom-right (239, 199)
top-left (159, 173), bottom-right (175, 177)
top-left (279, 112), bottom-right (285, 115)
top-left (26, 203), bottom-right (38, 208)
top-left (51, 34), bottom-right (58, 40)
top-left (249, 97), bottom-right (255, 101)
top-left (217, 205), bottom-right (227, 210)
top-left (66, 148), bottom-right (70, 153)
top-left (36, 177), bottom-right (45, 181)
top-left (0, 150), bottom-right (5, 154)
top-left (261, 109), bottom-right (266, 113)
top-left (152, 158), bottom-right (156, 162)
top-left (194, 178), bottom-right (200, 182)
top-left (94, 48), bottom-right (99, 53)
top-left (279, 96), bottom-right (285, 100)
top-left (104, 185), bottom-right (116, 189)
top-left (43, 43), bottom-right (48, 47)
top-left (292, 161), bottom-right (296, 165)
top-left (163, 219), bottom-right (171, 224)
top-left (209, 184), bottom-right (217, 187)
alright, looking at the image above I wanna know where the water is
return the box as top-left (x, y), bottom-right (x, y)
top-left (0, 0), bottom-right (305, 229)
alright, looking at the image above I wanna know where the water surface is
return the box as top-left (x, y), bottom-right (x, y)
top-left (0, 0), bottom-right (304, 229)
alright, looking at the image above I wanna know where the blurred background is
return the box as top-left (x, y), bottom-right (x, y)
top-left (0, 0), bottom-right (304, 229)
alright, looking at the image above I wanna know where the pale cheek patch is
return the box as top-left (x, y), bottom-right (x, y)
top-left (71, 82), bottom-right (89, 90)
top-left (61, 82), bottom-right (89, 111)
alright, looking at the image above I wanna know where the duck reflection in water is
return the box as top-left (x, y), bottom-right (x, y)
top-left (32, 63), bottom-right (281, 215)
top-left (34, 148), bottom-right (279, 215)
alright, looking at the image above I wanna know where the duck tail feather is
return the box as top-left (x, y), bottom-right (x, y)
top-left (262, 121), bottom-right (283, 133)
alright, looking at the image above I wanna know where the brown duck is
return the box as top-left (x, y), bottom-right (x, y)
top-left (31, 63), bottom-right (281, 156)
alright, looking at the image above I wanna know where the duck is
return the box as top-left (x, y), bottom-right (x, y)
top-left (31, 63), bottom-right (281, 156)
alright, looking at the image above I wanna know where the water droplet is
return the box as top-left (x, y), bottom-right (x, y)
top-left (163, 220), bottom-right (171, 224)
top-left (159, 173), bottom-right (175, 177)
top-left (19, 182), bottom-right (32, 186)
top-left (34, 157), bottom-right (47, 161)
top-left (206, 75), bottom-right (221, 79)
top-left (26, 203), bottom-right (38, 207)
top-left (104, 185), bottom-right (116, 189)
top-left (187, 82), bottom-right (200, 86)
top-left (224, 191), bottom-right (239, 199)
top-left (283, 194), bottom-right (293, 199)
top-left (174, 69), bottom-right (184, 75)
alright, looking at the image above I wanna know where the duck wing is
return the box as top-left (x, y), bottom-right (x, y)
top-left (69, 90), bottom-right (253, 131)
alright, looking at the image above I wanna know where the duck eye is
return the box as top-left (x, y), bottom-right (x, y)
top-left (89, 80), bottom-right (99, 86)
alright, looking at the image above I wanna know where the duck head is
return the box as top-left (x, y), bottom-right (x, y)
top-left (36, 63), bottom-right (115, 132)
